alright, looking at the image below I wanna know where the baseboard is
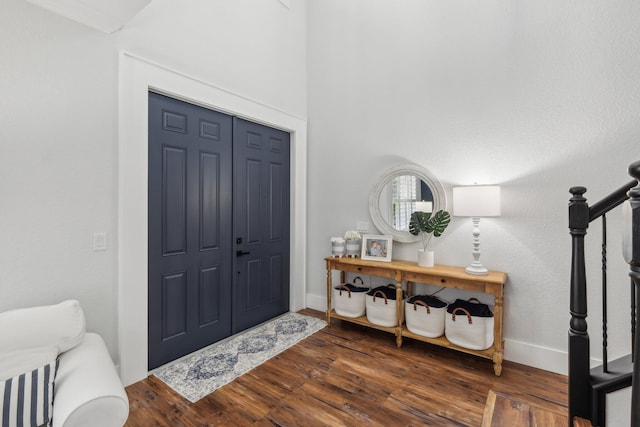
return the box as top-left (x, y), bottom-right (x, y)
top-left (305, 291), bottom-right (568, 376)
top-left (306, 292), bottom-right (327, 313)
top-left (503, 338), bottom-right (567, 375)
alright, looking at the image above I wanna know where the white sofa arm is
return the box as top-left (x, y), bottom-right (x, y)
top-left (53, 333), bottom-right (129, 427)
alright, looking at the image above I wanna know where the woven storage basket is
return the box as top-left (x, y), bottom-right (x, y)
top-left (404, 295), bottom-right (448, 338)
top-left (366, 284), bottom-right (405, 327)
top-left (333, 276), bottom-right (369, 318)
top-left (445, 298), bottom-right (494, 350)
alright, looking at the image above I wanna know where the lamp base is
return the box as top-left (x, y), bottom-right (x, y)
top-left (465, 264), bottom-right (489, 276)
top-left (465, 217), bottom-right (489, 275)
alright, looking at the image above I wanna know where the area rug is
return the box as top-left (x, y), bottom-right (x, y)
top-left (153, 312), bottom-right (326, 402)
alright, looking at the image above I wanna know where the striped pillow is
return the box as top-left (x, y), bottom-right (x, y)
top-left (0, 347), bottom-right (59, 427)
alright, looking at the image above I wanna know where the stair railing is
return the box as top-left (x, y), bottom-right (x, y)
top-left (568, 160), bottom-right (639, 426)
top-left (626, 161), bottom-right (640, 426)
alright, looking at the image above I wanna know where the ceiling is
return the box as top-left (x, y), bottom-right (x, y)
top-left (25, 0), bottom-right (152, 33)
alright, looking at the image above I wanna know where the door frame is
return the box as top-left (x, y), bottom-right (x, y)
top-left (118, 51), bottom-right (307, 386)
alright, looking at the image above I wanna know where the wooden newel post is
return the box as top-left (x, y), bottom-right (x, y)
top-left (568, 186), bottom-right (591, 424)
top-left (625, 161), bottom-right (640, 427)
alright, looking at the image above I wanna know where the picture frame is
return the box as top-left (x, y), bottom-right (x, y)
top-left (361, 234), bottom-right (393, 262)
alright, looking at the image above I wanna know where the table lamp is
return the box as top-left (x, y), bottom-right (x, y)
top-left (452, 185), bottom-right (501, 275)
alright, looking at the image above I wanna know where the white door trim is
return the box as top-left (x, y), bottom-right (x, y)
top-left (118, 51), bottom-right (307, 386)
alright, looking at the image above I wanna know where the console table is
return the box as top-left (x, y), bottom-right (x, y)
top-left (325, 257), bottom-right (508, 376)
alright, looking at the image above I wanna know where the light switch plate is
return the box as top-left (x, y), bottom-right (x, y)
top-left (93, 232), bottom-right (107, 251)
top-left (356, 221), bottom-right (369, 233)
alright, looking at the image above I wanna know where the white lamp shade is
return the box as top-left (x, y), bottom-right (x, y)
top-left (415, 201), bottom-right (433, 213)
top-left (452, 185), bottom-right (501, 217)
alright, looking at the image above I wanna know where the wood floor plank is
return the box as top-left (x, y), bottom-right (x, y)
top-left (386, 380), bottom-right (486, 426)
top-left (481, 390), bottom-right (568, 427)
top-left (126, 309), bottom-right (569, 426)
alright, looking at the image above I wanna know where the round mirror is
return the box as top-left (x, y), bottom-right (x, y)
top-left (368, 164), bottom-right (447, 243)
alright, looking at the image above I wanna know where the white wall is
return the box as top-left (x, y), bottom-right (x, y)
top-left (116, 0), bottom-right (307, 117)
top-left (0, 0), bottom-right (308, 369)
top-left (0, 0), bottom-right (118, 353)
top-left (306, 0), bottom-right (640, 374)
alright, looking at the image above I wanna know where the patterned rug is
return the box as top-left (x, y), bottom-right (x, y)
top-left (153, 312), bottom-right (326, 402)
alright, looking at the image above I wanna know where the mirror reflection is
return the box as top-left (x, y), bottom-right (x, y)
top-left (368, 163), bottom-right (446, 243)
top-left (378, 175), bottom-right (434, 232)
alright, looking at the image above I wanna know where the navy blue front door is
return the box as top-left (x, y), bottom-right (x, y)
top-left (232, 118), bottom-right (290, 333)
top-left (148, 92), bottom-right (233, 369)
top-left (148, 93), bottom-right (290, 369)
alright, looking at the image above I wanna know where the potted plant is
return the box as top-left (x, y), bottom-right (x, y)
top-left (409, 210), bottom-right (451, 267)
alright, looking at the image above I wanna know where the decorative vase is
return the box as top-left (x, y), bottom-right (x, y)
top-left (345, 239), bottom-right (361, 258)
top-left (418, 249), bottom-right (434, 268)
top-left (331, 241), bottom-right (345, 257)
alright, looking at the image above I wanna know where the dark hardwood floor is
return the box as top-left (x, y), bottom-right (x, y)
top-left (125, 309), bottom-right (568, 426)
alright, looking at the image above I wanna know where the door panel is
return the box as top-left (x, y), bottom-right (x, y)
top-left (163, 147), bottom-right (187, 255)
top-left (246, 159), bottom-right (262, 243)
top-left (199, 266), bottom-right (221, 325)
top-left (233, 118), bottom-right (290, 333)
top-left (200, 153), bottom-right (221, 250)
top-left (148, 92), bottom-right (233, 370)
top-left (161, 272), bottom-right (187, 339)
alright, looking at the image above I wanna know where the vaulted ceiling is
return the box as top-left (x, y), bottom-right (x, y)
top-left (25, 0), bottom-right (152, 33)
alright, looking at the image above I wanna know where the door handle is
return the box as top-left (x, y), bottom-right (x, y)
top-left (236, 250), bottom-right (251, 257)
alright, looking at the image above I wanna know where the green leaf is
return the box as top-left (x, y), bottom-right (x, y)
top-left (409, 211), bottom-right (432, 236)
top-left (425, 210), bottom-right (451, 237)
top-left (410, 210), bottom-right (451, 238)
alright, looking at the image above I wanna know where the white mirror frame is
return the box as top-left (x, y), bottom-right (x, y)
top-left (368, 163), bottom-right (447, 243)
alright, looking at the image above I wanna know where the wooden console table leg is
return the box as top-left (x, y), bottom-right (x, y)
top-left (493, 293), bottom-right (504, 376)
top-left (493, 341), bottom-right (504, 376)
top-left (326, 263), bottom-right (332, 326)
top-left (395, 274), bottom-right (403, 347)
